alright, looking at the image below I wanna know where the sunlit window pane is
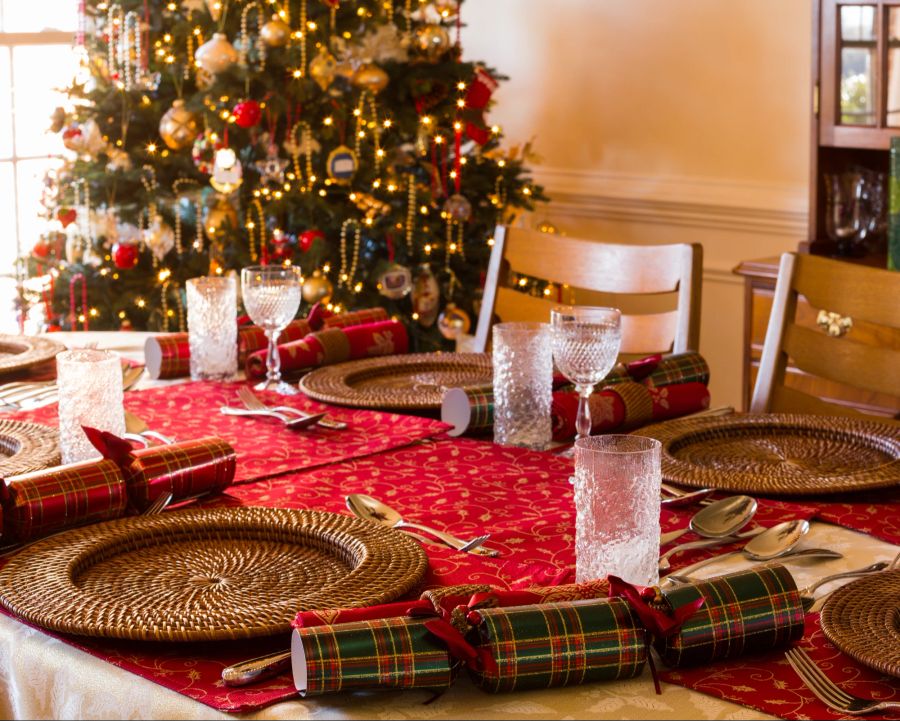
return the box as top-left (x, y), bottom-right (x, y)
top-left (12, 44), bottom-right (76, 157)
top-left (0, 161), bottom-right (16, 269)
top-left (0, 48), bottom-right (10, 159)
top-left (1, 1), bottom-right (77, 32)
top-left (17, 157), bottom-right (63, 262)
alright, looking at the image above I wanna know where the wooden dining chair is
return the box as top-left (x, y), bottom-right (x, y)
top-left (751, 252), bottom-right (900, 418)
top-left (472, 225), bottom-right (703, 357)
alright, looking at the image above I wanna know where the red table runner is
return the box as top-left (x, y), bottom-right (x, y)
top-left (10, 381), bottom-right (449, 483)
top-left (0, 437), bottom-right (846, 715)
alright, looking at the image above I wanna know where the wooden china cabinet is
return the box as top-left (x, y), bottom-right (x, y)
top-left (734, 0), bottom-right (899, 416)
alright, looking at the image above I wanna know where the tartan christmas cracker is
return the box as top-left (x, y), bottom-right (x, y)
top-left (442, 351), bottom-right (710, 437)
top-left (279, 567), bottom-right (805, 698)
top-left (246, 319), bottom-right (408, 380)
top-left (83, 427), bottom-right (236, 512)
top-left (655, 563), bottom-right (805, 667)
top-left (0, 458), bottom-right (127, 543)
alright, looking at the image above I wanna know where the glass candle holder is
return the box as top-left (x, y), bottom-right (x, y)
top-left (186, 275), bottom-right (238, 381)
top-left (57, 349), bottom-right (126, 465)
top-left (573, 434), bottom-right (662, 586)
top-left (492, 322), bottom-right (553, 450)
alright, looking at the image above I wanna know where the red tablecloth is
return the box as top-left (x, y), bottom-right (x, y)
top-left (6, 437), bottom-right (885, 715)
top-left (10, 381), bottom-right (449, 483)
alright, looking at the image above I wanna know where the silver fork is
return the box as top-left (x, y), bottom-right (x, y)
top-left (785, 647), bottom-right (900, 715)
top-left (237, 386), bottom-right (348, 430)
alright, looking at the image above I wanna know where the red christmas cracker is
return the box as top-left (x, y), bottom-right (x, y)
top-left (0, 458), bottom-right (127, 543)
top-left (551, 381), bottom-right (710, 442)
top-left (246, 319), bottom-right (408, 380)
top-left (144, 333), bottom-right (191, 380)
top-left (84, 427), bottom-right (236, 512)
top-left (237, 319), bottom-right (311, 363)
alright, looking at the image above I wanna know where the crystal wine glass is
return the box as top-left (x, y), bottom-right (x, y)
top-left (550, 306), bottom-right (622, 445)
top-left (241, 265), bottom-right (302, 395)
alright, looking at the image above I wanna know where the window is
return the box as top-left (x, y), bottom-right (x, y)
top-left (0, 2), bottom-right (77, 332)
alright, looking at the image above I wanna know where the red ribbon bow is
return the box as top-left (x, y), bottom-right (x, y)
top-left (422, 618), bottom-right (498, 676)
top-left (83, 425), bottom-right (137, 466)
top-left (607, 575), bottom-right (705, 694)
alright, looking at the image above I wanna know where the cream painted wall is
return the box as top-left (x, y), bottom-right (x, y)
top-left (461, 0), bottom-right (813, 409)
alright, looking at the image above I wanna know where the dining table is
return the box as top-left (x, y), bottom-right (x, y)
top-left (0, 330), bottom-right (897, 721)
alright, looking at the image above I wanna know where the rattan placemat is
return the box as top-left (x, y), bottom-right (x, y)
top-left (820, 569), bottom-right (900, 679)
top-left (0, 334), bottom-right (64, 376)
top-left (638, 413), bottom-right (900, 495)
top-left (0, 506), bottom-right (428, 642)
top-left (299, 352), bottom-right (493, 410)
top-left (0, 419), bottom-right (60, 476)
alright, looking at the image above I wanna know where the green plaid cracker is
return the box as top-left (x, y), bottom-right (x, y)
top-left (641, 352), bottom-right (710, 388)
top-left (296, 616), bottom-right (454, 696)
top-left (471, 598), bottom-right (647, 693)
top-left (657, 564), bottom-right (804, 668)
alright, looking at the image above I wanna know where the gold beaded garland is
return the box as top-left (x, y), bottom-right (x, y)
top-left (338, 219), bottom-right (362, 289)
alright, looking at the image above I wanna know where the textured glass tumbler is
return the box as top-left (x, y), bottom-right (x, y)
top-left (57, 349), bottom-right (126, 465)
top-left (574, 435), bottom-right (661, 586)
top-left (187, 275), bottom-right (238, 381)
top-left (492, 322), bottom-right (553, 450)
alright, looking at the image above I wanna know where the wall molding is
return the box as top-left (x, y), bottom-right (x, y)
top-left (531, 166), bottom-right (809, 238)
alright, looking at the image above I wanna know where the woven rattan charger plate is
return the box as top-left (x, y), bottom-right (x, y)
top-left (299, 352), bottom-right (492, 410)
top-left (820, 568), bottom-right (900, 679)
top-left (0, 506), bottom-right (428, 642)
top-left (0, 419), bottom-right (60, 476)
top-left (0, 334), bottom-right (64, 376)
top-left (638, 413), bottom-right (900, 495)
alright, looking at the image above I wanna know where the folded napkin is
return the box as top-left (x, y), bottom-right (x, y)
top-left (285, 565), bottom-right (804, 698)
top-left (246, 319), bottom-right (408, 380)
top-left (0, 458), bottom-right (127, 543)
top-left (84, 427), bottom-right (236, 512)
top-left (442, 351), bottom-right (710, 437)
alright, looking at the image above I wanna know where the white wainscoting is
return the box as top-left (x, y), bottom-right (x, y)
top-left (526, 167), bottom-right (809, 409)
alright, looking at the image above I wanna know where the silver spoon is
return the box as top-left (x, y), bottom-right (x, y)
top-left (663, 519), bottom-right (818, 581)
top-left (345, 494), bottom-right (499, 557)
top-left (660, 495), bottom-right (758, 547)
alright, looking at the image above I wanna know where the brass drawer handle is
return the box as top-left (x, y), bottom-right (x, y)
top-left (816, 309), bottom-right (852, 337)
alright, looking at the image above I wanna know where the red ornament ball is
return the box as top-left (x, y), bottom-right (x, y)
top-left (232, 100), bottom-right (262, 129)
top-left (299, 229), bottom-right (325, 252)
top-left (32, 238), bottom-right (51, 259)
top-left (112, 242), bottom-right (140, 269)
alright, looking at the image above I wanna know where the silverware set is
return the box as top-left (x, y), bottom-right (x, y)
top-left (220, 386), bottom-right (347, 431)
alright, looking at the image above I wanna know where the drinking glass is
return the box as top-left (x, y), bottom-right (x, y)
top-left (492, 322), bottom-right (553, 450)
top-left (550, 306), bottom-right (622, 443)
top-left (57, 348), bottom-right (126, 464)
top-left (241, 265), bottom-right (302, 395)
top-left (573, 434), bottom-right (661, 586)
top-left (186, 275), bottom-right (238, 381)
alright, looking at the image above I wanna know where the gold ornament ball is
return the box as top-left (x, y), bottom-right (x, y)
top-left (432, 0), bottom-right (459, 17)
top-left (260, 15), bottom-right (291, 47)
top-left (415, 24), bottom-right (451, 61)
top-left (309, 48), bottom-right (337, 91)
top-left (437, 303), bottom-right (471, 340)
top-left (159, 99), bottom-right (200, 151)
top-left (204, 195), bottom-right (238, 238)
top-left (352, 62), bottom-right (389, 94)
top-left (194, 32), bottom-right (239, 75)
top-left (443, 193), bottom-right (472, 222)
top-left (302, 270), bottom-right (334, 304)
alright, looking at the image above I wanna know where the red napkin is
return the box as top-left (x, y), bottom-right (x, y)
top-left (246, 319), bottom-right (409, 380)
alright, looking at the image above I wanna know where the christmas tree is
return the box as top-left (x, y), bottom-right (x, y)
top-left (25, 0), bottom-right (544, 351)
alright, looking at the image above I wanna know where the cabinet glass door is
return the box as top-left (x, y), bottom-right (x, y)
top-left (839, 4), bottom-right (877, 125)
top-left (887, 7), bottom-right (900, 125)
